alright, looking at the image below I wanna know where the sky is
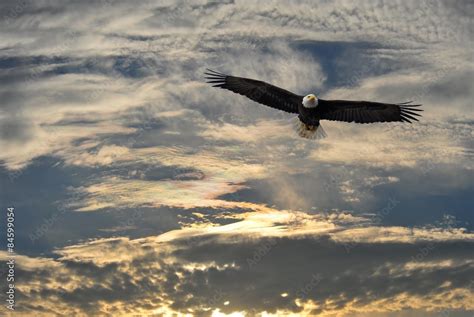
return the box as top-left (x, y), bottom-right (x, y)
top-left (0, 0), bottom-right (473, 316)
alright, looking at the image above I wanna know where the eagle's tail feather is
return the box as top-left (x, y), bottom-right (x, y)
top-left (291, 117), bottom-right (327, 140)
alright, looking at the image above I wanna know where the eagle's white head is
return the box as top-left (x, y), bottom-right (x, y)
top-left (303, 94), bottom-right (318, 108)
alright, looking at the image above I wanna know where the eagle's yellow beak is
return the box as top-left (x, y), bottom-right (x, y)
top-left (308, 95), bottom-right (315, 101)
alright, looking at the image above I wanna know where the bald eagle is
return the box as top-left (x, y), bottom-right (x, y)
top-left (205, 69), bottom-right (422, 139)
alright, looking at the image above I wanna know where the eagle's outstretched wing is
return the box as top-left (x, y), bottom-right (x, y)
top-left (205, 69), bottom-right (301, 114)
top-left (318, 99), bottom-right (422, 123)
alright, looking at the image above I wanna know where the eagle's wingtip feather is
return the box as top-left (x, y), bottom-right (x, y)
top-left (205, 69), bottom-right (226, 76)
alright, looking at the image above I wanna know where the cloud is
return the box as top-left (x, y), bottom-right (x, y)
top-left (3, 209), bottom-right (473, 316)
top-left (68, 145), bottom-right (268, 211)
top-left (1, 1), bottom-right (473, 316)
